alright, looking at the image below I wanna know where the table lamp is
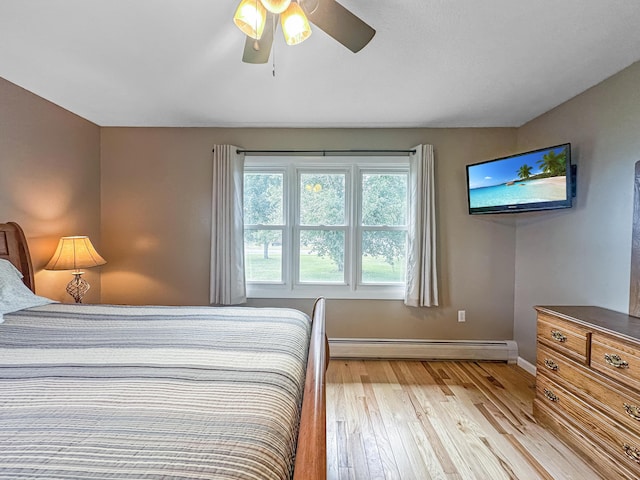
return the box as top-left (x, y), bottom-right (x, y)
top-left (45, 236), bottom-right (106, 303)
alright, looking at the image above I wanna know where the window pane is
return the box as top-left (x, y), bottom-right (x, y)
top-left (244, 173), bottom-right (283, 225)
top-left (299, 230), bottom-right (345, 283)
top-left (362, 231), bottom-right (407, 283)
top-left (300, 173), bottom-right (345, 225)
top-left (244, 230), bottom-right (282, 282)
top-left (362, 173), bottom-right (407, 226)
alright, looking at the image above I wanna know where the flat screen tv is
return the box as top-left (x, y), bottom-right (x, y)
top-left (466, 143), bottom-right (574, 215)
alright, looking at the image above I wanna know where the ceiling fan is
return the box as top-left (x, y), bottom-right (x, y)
top-left (233, 0), bottom-right (376, 64)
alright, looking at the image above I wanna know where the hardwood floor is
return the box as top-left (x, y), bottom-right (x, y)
top-left (326, 360), bottom-right (603, 480)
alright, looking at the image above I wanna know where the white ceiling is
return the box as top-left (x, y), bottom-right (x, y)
top-left (1, 0), bottom-right (639, 128)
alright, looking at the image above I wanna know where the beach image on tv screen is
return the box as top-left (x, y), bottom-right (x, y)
top-left (468, 145), bottom-right (568, 209)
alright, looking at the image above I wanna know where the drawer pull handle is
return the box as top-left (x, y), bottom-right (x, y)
top-left (604, 353), bottom-right (629, 369)
top-left (550, 330), bottom-right (567, 342)
top-left (624, 403), bottom-right (640, 421)
top-left (544, 359), bottom-right (559, 371)
top-left (543, 388), bottom-right (558, 402)
top-left (623, 444), bottom-right (640, 464)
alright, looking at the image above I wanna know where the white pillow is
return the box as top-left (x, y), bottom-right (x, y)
top-left (0, 259), bottom-right (55, 323)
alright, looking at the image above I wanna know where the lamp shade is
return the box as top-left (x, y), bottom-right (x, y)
top-left (45, 236), bottom-right (106, 271)
top-left (260, 0), bottom-right (291, 14)
top-left (233, 0), bottom-right (267, 40)
top-left (281, 2), bottom-right (312, 45)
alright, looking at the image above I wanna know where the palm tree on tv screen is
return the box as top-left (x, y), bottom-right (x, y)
top-left (517, 164), bottom-right (533, 180)
top-left (537, 148), bottom-right (567, 177)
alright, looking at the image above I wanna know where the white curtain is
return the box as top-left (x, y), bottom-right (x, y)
top-left (405, 144), bottom-right (439, 307)
top-left (210, 145), bottom-right (246, 305)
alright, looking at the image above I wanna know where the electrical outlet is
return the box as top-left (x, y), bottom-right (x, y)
top-left (458, 310), bottom-right (466, 322)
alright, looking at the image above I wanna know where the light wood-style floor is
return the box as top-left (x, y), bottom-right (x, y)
top-left (326, 360), bottom-right (602, 480)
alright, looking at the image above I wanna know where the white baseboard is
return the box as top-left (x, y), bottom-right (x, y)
top-left (328, 338), bottom-right (518, 364)
top-left (517, 356), bottom-right (537, 376)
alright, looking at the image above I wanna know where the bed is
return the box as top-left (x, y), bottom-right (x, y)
top-left (0, 221), bottom-right (327, 480)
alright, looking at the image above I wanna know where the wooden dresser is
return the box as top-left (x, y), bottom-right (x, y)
top-left (534, 306), bottom-right (640, 479)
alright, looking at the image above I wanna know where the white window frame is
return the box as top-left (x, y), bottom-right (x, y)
top-left (244, 156), bottom-right (409, 299)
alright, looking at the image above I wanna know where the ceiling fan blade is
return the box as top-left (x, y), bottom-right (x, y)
top-left (302, 0), bottom-right (375, 53)
top-left (242, 12), bottom-right (276, 64)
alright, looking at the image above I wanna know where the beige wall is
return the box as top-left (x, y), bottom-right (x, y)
top-left (100, 127), bottom-right (518, 340)
top-left (6, 58), bottom-right (638, 354)
top-left (514, 61), bottom-right (640, 363)
top-left (0, 78), bottom-right (102, 302)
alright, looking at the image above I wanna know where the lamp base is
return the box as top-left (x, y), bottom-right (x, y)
top-left (66, 272), bottom-right (90, 303)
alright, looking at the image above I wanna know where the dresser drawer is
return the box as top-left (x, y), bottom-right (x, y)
top-left (536, 375), bottom-right (640, 477)
top-left (537, 312), bottom-right (591, 363)
top-left (538, 344), bottom-right (640, 436)
top-left (592, 333), bottom-right (640, 392)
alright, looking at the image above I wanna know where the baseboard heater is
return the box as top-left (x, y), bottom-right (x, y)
top-left (328, 338), bottom-right (518, 364)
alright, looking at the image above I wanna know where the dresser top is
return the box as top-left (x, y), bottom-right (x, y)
top-left (536, 305), bottom-right (640, 343)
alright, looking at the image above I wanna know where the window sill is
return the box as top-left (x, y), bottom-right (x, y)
top-left (246, 284), bottom-right (405, 300)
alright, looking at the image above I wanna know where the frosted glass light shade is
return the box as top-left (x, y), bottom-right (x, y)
top-left (45, 236), bottom-right (106, 272)
top-left (281, 2), bottom-right (312, 45)
top-left (233, 0), bottom-right (267, 40)
top-left (260, 0), bottom-right (291, 14)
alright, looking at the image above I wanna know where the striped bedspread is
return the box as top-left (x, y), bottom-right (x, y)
top-left (0, 303), bottom-right (311, 479)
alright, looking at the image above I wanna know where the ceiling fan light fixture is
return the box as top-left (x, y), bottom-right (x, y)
top-left (281, 2), bottom-right (312, 46)
top-left (260, 0), bottom-right (291, 14)
top-left (233, 0), bottom-right (267, 40)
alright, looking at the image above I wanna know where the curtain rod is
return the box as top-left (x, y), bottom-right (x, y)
top-left (211, 148), bottom-right (416, 156)
top-left (238, 149), bottom-right (416, 156)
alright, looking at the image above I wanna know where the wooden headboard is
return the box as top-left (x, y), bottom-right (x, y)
top-left (0, 222), bottom-right (35, 292)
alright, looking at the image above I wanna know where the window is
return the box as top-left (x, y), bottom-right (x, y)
top-left (243, 156), bottom-right (409, 299)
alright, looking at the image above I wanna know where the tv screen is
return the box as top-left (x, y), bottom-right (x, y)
top-left (466, 143), bottom-right (573, 215)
